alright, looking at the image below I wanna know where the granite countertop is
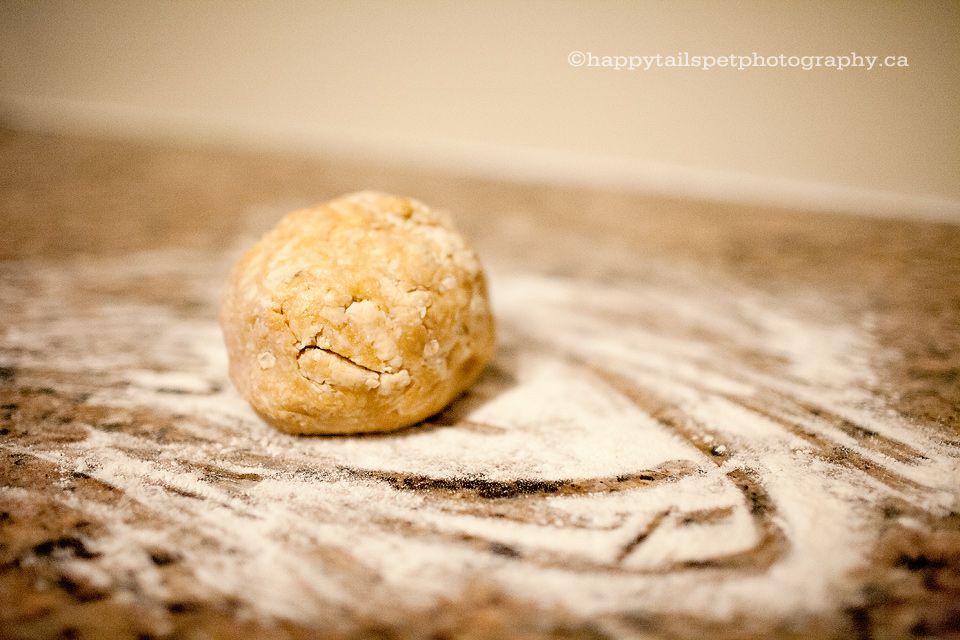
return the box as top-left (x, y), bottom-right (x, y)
top-left (1, 128), bottom-right (958, 639)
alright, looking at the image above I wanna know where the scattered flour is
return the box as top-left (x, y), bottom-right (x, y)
top-left (2, 243), bottom-right (958, 632)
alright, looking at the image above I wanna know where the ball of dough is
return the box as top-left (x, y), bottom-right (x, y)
top-left (219, 192), bottom-right (496, 435)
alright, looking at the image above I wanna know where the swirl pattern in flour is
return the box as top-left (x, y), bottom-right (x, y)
top-left (1, 246), bottom-right (958, 637)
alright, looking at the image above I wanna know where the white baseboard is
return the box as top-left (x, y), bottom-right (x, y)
top-left (3, 94), bottom-right (958, 223)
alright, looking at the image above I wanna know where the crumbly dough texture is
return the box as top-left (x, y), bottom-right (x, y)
top-left (220, 192), bottom-right (496, 434)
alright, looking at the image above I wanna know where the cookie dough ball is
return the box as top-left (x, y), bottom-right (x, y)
top-left (219, 192), bottom-right (496, 435)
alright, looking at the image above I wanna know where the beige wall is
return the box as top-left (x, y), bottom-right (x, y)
top-left (2, 1), bottom-right (958, 212)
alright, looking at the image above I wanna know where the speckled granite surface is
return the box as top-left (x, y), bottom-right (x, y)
top-left (1, 129), bottom-right (959, 639)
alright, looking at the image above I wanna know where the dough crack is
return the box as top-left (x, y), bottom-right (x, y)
top-left (297, 345), bottom-right (383, 375)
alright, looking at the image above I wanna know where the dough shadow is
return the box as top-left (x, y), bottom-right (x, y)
top-left (339, 344), bottom-right (520, 440)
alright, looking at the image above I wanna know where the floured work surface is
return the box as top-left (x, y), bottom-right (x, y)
top-left (1, 130), bottom-right (959, 639)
